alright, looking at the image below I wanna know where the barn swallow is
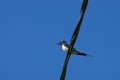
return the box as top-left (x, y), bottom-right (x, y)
top-left (57, 41), bottom-right (93, 57)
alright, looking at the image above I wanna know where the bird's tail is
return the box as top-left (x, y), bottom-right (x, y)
top-left (76, 52), bottom-right (94, 57)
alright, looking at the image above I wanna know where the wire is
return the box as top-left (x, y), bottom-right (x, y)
top-left (60, 0), bottom-right (88, 80)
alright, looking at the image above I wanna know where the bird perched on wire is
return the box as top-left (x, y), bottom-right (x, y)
top-left (57, 41), bottom-right (93, 57)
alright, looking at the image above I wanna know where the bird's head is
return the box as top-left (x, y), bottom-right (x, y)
top-left (56, 41), bottom-right (66, 46)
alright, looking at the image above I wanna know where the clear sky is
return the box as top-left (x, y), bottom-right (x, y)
top-left (0, 0), bottom-right (120, 80)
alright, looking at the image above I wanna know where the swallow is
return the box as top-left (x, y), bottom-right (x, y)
top-left (57, 41), bottom-right (93, 57)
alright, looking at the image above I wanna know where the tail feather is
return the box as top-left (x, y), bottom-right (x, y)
top-left (76, 52), bottom-right (94, 57)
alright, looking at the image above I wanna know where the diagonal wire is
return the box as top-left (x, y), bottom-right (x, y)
top-left (60, 0), bottom-right (88, 80)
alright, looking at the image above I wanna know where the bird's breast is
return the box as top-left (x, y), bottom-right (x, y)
top-left (62, 45), bottom-right (68, 52)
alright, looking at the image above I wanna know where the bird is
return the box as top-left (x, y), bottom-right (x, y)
top-left (57, 41), bottom-right (93, 57)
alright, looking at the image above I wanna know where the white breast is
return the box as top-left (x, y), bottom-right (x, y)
top-left (62, 45), bottom-right (68, 52)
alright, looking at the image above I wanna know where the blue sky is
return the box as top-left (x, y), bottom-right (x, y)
top-left (0, 0), bottom-right (120, 80)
